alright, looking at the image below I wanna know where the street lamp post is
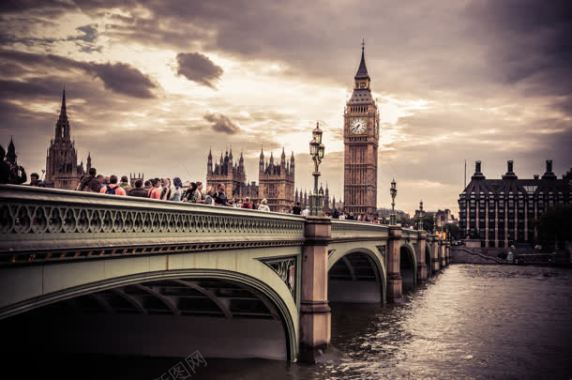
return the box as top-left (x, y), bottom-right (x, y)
top-left (309, 122), bottom-right (325, 216)
top-left (417, 200), bottom-right (425, 230)
top-left (389, 178), bottom-right (397, 225)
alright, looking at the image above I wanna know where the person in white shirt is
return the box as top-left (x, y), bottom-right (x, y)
top-left (301, 206), bottom-right (311, 217)
top-left (258, 198), bottom-right (271, 212)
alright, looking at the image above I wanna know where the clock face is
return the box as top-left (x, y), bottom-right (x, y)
top-left (350, 118), bottom-right (367, 134)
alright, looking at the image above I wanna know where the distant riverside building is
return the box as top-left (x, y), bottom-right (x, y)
top-left (458, 160), bottom-right (572, 248)
top-left (294, 184), bottom-right (336, 212)
top-left (45, 90), bottom-right (90, 189)
top-left (377, 208), bottom-right (410, 224)
top-left (129, 172), bottom-right (145, 187)
top-left (258, 148), bottom-right (295, 212)
top-left (206, 148), bottom-right (294, 212)
top-left (206, 148), bottom-right (250, 198)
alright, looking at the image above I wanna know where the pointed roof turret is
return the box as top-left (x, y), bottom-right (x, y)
top-left (354, 40), bottom-right (370, 80)
top-left (59, 88), bottom-right (68, 121)
top-left (208, 148), bottom-right (212, 160)
top-left (6, 137), bottom-right (16, 164)
top-left (54, 88), bottom-right (71, 141)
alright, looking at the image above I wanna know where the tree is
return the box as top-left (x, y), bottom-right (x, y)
top-left (537, 204), bottom-right (572, 249)
top-left (421, 213), bottom-right (435, 231)
top-left (447, 223), bottom-right (461, 240)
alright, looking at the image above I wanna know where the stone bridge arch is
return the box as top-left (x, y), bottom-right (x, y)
top-left (0, 250), bottom-right (300, 361)
top-left (425, 244), bottom-right (433, 277)
top-left (327, 246), bottom-right (387, 304)
top-left (400, 242), bottom-right (418, 292)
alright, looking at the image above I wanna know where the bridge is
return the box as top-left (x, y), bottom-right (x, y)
top-left (0, 185), bottom-right (450, 362)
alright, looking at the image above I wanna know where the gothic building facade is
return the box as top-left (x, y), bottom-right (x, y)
top-left (258, 148), bottom-right (295, 212)
top-left (458, 160), bottom-right (572, 248)
top-left (206, 149), bottom-right (250, 199)
top-left (343, 44), bottom-right (380, 216)
top-left (45, 90), bottom-right (90, 189)
top-left (205, 148), bottom-right (294, 212)
top-left (294, 184), bottom-right (336, 213)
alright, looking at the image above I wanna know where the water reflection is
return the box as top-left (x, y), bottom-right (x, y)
top-left (197, 265), bottom-right (572, 379)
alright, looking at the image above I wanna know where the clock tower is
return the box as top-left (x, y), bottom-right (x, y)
top-left (343, 43), bottom-right (380, 216)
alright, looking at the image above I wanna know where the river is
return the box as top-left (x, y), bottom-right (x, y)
top-left (25, 264), bottom-right (572, 379)
top-left (190, 265), bottom-right (572, 379)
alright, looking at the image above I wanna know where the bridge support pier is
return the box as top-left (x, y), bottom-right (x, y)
top-left (431, 236), bottom-right (440, 274)
top-left (445, 242), bottom-right (451, 266)
top-left (387, 226), bottom-right (403, 303)
top-left (416, 231), bottom-right (427, 282)
top-left (439, 241), bottom-right (446, 268)
top-left (299, 217), bottom-right (331, 363)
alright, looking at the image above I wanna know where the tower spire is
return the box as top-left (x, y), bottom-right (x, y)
top-left (6, 137), bottom-right (16, 164)
top-left (355, 40), bottom-right (370, 80)
top-left (55, 88), bottom-right (71, 141)
top-left (59, 88), bottom-right (67, 121)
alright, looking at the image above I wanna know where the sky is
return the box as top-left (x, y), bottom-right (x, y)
top-left (0, 0), bottom-right (571, 215)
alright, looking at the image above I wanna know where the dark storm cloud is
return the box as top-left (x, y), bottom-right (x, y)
top-left (176, 52), bottom-right (223, 88)
top-left (90, 62), bottom-right (156, 98)
top-left (0, 0), bottom-right (71, 14)
top-left (203, 113), bottom-right (240, 134)
top-left (76, 24), bottom-right (97, 42)
top-left (467, 0), bottom-right (572, 107)
top-left (0, 50), bottom-right (157, 98)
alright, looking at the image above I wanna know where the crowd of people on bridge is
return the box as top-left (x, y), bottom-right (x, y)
top-left (9, 162), bottom-right (383, 222)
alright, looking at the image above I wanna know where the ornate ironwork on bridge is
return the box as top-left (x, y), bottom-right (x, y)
top-left (0, 185), bottom-right (305, 266)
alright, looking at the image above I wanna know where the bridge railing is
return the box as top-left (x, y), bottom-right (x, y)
top-left (402, 227), bottom-right (420, 243)
top-left (0, 185), bottom-right (305, 266)
top-left (330, 221), bottom-right (422, 243)
top-left (330, 220), bottom-right (389, 241)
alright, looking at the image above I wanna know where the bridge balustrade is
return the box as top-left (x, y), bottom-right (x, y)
top-left (0, 185), bottom-right (305, 266)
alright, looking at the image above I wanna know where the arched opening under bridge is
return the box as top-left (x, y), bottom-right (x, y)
top-left (400, 245), bottom-right (417, 292)
top-left (0, 274), bottom-right (295, 362)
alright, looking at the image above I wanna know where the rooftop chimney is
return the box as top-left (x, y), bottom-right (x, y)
top-left (542, 159), bottom-right (557, 180)
top-left (502, 160), bottom-right (517, 180)
top-left (471, 160), bottom-right (485, 180)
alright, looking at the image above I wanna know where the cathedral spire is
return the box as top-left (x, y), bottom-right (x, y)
top-left (355, 40), bottom-right (370, 80)
top-left (86, 152), bottom-right (92, 172)
top-left (6, 137), bottom-right (16, 164)
top-left (55, 88), bottom-right (71, 141)
top-left (60, 88), bottom-right (67, 119)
